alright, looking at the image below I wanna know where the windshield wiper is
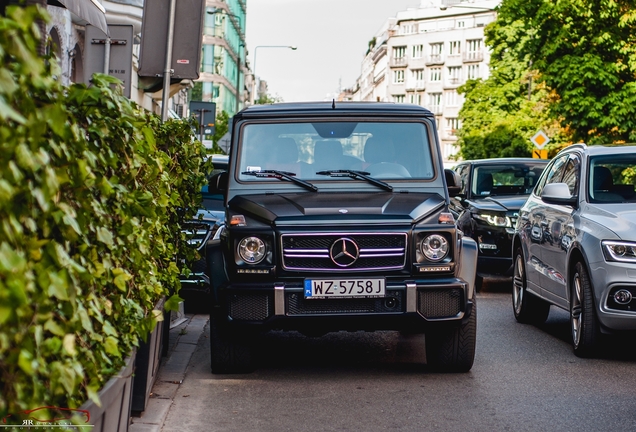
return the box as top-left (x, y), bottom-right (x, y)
top-left (241, 170), bottom-right (318, 192)
top-left (316, 170), bottom-right (393, 192)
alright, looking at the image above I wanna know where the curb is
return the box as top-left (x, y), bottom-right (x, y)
top-left (129, 314), bottom-right (209, 432)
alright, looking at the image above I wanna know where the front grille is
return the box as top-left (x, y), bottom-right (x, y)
top-left (287, 291), bottom-right (404, 315)
top-left (182, 222), bottom-right (212, 251)
top-left (281, 233), bottom-right (407, 272)
top-left (229, 293), bottom-right (273, 321)
top-left (417, 289), bottom-right (462, 318)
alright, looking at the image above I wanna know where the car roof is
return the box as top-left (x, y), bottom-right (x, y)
top-left (235, 101), bottom-right (435, 119)
top-left (459, 157), bottom-right (549, 165)
top-left (563, 144), bottom-right (636, 156)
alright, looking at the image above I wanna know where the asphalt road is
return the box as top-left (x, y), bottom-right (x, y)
top-left (161, 280), bottom-right (636, 432)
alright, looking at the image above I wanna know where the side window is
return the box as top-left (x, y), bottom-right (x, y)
top-left (534, 155), bottom-right (568, 196)
top-left (454, 164), bottom-right (469, 195)
top-left (561, 154), bottom-right (581, 196)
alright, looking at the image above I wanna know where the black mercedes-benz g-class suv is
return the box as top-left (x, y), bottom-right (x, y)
top-left (206, 102), bottom-right (478, 373)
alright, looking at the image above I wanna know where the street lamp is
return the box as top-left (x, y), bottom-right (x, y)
top-left (251, 45), bottom-right (297, 105)
top-left (207, 7), bottom-right (244, 113)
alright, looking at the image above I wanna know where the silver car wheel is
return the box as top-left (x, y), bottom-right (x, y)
top-left (571, 272), bottom-right (583, 347)
top-left (513, 254), bottom-right (524, 315)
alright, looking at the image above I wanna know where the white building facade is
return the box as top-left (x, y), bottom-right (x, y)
top-left (353, 0), bottom-right (501, 162)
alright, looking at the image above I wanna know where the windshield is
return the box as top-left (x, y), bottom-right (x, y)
top-left (237, 121), bottom-right (435, 182)
top-left (589, 155), bottom-right (636, 203)
top-left (472, 163), bottom-right (546, 197)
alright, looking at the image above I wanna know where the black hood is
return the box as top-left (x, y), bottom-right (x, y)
top-left (470, 195), bottom-right (529, 212)
top-left (228, 192), bottom-right (446, 224)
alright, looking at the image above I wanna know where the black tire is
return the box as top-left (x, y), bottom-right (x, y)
top-left (571, 261), bottom-right (601, 358)
top-left (210, 317), bottom-right (254, 374)
top-left (512, 248), bottom-right (550, 325)
top-left (425, 297), bottom-right (476, 372)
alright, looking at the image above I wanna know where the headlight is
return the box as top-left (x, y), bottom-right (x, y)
top-left (238, 236), bottom-right (266, 264)
top-left (602, 240), bottom-right (636, 263)
top-left (474, 213), bottom-right (511, 227)
top-left (420, 234), bottom-right (449, 262)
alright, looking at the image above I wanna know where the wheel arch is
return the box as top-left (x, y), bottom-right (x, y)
top-left (567, 246), bottom-right (590, 304)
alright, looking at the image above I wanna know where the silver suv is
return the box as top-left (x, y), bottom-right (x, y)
top-left (512, 144), bottom-right (636, 357)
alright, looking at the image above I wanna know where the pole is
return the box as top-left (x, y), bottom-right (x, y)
top-left (161, 0), bottom-right (177, 122)
top-left (103, 36), bottom-right (111, 75)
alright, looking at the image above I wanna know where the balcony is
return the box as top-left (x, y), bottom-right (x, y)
top-left (446, 77), bottom-right (461, 87)
top-left (389, 56), bottom-right (408, 67)
top-left (425, 54), bottom-right (444, 65)
top-left (463, 51), bottom-right (484, 63)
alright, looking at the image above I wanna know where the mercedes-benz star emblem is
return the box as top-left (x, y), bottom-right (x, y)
top-left (330, 238), bottom-right (360, 267)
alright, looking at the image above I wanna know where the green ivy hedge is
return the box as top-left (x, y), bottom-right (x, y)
top-left (0, 5), bottom-right (209, 419)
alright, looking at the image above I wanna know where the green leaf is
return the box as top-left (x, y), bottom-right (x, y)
top-left (104, 336), bottom-right (121, 357)
top-left (18, 349), bottom-right (35, 375)
top-left (96, 227), bottom-right (114, 247)
top-left (164, 294), bottom-right (184, 312)
top-left (63, 334), bottom-right (77, 356)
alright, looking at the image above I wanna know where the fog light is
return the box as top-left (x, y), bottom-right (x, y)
top-left (613, 289), bottom-right (632, 305)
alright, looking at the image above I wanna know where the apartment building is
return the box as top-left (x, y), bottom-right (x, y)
top-left (354, 0), bottom-right (500, 161)
top-left (197, 0), bottom-right (247, 116)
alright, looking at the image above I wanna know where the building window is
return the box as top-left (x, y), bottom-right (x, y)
top-left (412, 69), bottom-right (424, 88)
top-left (429, 42), bottom-right (443, 63)
top-left (393, 46), bottom-right (406, 59)
top-left (467, 64), bottom-right (480, 80)
top-left (400, 23), bottom-right (416, 35)
top-left (428, 92), bottom-right (442, 114)
top-left (457, 21), bottom-right (465, 28)
top-left (408, 93), bottom-right (421, 105)
top-left (447, 66), bottom-right (462, 85)
top-left (393, 69), bottom-right (405, 84)
top-left (394, 94), bottom-right (405, 103)
top-left (447, 118), bottom-right (461, 135)
top-left (466, 39), bottom-right (482, 61)
top-left (429, 67), bottom-right (441, 82)
top-left (445, 90), bottom-right (460, 106)
top-left (412, 44), bottom-right (423, 59)
top-left (449, 41), bottom-right (461, 55)
top-left (201, 44), bottom-right (215, 73)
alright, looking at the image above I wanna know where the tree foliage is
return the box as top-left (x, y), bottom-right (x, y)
top-left (0, 5), bottom-right (209, 422)
top-left (518, 0), bottom-right (636, 144)
top-left (456, 0), bottom-right (565, 159)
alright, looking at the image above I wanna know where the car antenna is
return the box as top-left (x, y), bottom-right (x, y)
top-left (332, 99), bottom-right (336, 109)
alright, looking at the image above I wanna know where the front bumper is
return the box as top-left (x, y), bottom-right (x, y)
top-left (215, 278), bottom-right (473, 334)
top-left (592, 261), bottom-right (636, 332)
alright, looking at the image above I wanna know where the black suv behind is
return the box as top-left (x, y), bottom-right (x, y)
top-left (206, 102), bottom-right (478, 373)
top-left (451, 158), bottom-right (548, 288)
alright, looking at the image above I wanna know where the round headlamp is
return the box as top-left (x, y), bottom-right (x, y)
top-left (420, 234), bottom-right (449, 262)
top-left (238, 236), bottom-right (266, 264)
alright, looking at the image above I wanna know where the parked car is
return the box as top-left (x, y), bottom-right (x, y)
top-left (451, 158), bottom-right (548, 290)
top-left (206, 101), bottom-right (479, 373)
top-left (179, 154), bottom-right (228, 310)
top-left (512, 144), bottom-right (636, 357)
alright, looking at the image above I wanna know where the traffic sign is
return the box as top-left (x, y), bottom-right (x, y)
top-left (531, 130), bottom-right (550, 149)
top-left (532, 149), bottom-right (548, 159)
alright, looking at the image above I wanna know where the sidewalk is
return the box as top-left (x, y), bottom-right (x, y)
top-left (129, 313), bottom-right (209, 432)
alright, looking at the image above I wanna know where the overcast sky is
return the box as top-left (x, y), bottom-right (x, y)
top-left (245, 0), bottom-right (422, 102)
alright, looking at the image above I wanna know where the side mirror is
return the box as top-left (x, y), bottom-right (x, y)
top-left (541, 183), bottom-right (577, 206)
top-left (445, 169), bottom-right (462, 197)
top-left (208, 171), bottom-right (228, 194)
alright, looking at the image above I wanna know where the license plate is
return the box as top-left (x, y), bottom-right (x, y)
top-left (304, 278), bottom-right (385, 299)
